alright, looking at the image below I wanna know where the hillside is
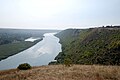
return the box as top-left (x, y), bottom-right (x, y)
top-left (0, 65), bottom-right (120, 80)
top-left (55, 26), bottom-right (120, 65)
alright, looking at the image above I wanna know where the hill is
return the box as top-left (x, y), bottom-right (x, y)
top-left (0, 65), bottom-right (120, 80)
top-left (55, 26), bottom-right (120, 65)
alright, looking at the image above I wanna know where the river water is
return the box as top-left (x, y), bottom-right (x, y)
top-left (0, 33), bottom-right (61, 70)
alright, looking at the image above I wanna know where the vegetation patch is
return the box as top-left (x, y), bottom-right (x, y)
top-left (17, 63), bottom-right (31, 70)
top-left (64, 58), bottom-right (72, 67)
top-left (55, 26), bottom-right (120, 65)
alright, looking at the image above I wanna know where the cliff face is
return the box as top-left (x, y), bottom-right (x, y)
top-left (55, 27), bottom-right (120, 65)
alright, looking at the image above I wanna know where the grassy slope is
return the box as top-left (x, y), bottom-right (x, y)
top-left (0, 65), bottom-right (120, 80)
top-left (55, 27), bottom-right (120, 65)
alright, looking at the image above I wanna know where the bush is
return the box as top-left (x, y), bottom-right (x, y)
top-left (64, 58), bottom-right (72, 67)
top-left (17, 63), bottom-right (31, 70)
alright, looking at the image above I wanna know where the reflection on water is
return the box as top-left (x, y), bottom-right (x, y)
top-left (0, 33), bottom-right (62, 70)
top-left (25, 37), bottom-right (41, 42)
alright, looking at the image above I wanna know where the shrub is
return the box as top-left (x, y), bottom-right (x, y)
top-left (64, 58), bottom-right (72, 67)
top-left (17, 63), bottom-right (31, 70)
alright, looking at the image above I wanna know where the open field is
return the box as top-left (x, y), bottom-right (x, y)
top-left (0, 65), bottom-right (120, 80)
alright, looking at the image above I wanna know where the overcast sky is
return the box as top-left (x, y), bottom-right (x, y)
top-left (0, 0), bottom-right (120, 29)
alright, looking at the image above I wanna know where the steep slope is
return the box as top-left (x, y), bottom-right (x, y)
top-left (55, 27), bottom-right (120, 65)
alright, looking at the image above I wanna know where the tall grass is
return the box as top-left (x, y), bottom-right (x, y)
top-left (0, 65), bottom-right (120, 80)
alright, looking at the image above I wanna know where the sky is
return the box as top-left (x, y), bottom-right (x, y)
top-left (0, 0), bottom-right (120, 29)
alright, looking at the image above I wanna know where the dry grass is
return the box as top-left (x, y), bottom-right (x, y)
top-left (0, 65), bottom-right (120, 80)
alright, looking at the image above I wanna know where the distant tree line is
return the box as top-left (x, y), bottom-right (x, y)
top-left (102, 25), bottom-right (120, 28)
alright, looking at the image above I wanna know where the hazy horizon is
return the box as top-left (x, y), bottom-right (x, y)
top-left (0, 0), bottom-right (120, 29)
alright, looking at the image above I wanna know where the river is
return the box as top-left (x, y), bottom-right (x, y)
top-left (0, 33), bottom-right (62, 70)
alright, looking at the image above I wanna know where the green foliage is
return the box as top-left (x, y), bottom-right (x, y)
top-left (17, 63), bottom-right (31, 70)
top-left (64, 58), bottom-right (72, 67)
top-left (55, 27), bottom-right (120, 65)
